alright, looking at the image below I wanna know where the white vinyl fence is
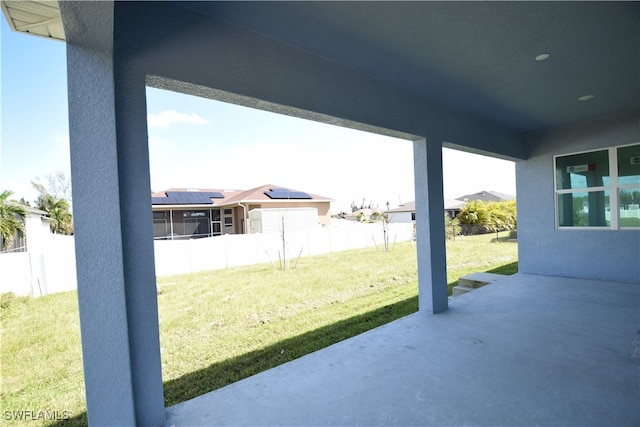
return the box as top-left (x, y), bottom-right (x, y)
top-left (0, 234), bottom-right (77, 297)
top-left (0, 221), bottom-right (414, 296)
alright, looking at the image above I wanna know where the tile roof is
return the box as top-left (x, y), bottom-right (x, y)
top-left (218, 184), bottom-right (332, 205)
top-left (387, 201), bottom-right (415, 213)
top-left (455, 190), bottom-right (515, 202)
top-left (151, 188), bottom-right (242, 206)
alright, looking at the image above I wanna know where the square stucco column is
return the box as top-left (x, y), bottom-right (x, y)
top-left (413, 138), bottom-right (448, 314)
top-left (66, 42), bottom-right (165, 426)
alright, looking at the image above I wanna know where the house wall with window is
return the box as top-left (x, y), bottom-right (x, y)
top-left (152, 195), bottom-right (331, 240)
top-left (517, 112), bottom-right (639, 282)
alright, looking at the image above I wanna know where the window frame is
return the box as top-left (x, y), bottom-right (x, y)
top-left (554, 142), bottom-right (640, 231)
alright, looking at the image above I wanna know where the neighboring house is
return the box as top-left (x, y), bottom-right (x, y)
top-left (387, 197), bottom-right (482, 223)
top-left (387, 202), bottom-right (416, 224)
top-left (0, 206), bottom-right (52, 253)
top-left (151, 184), bottom-right (332, 239)
top-left (343, 208), bottom-right (376, 222)
top-left (444, 198), bottom-right (467, 219)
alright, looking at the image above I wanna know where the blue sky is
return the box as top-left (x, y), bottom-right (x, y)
top-left (1, 17), bottom-right (515, 213)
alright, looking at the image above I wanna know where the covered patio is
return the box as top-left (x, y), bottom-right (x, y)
top-left (167, 273), bottom-right (639, 426)
top-left (2, 1), bottom-right (638, 425)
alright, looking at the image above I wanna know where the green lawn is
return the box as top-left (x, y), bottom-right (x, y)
top-left (1, 234), bottom-right (517, 425)
top-left (620, 217), bottom-right (640, 227)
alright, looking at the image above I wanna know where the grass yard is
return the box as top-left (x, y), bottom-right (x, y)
top-left (1, 233), bottom-right (517, 425)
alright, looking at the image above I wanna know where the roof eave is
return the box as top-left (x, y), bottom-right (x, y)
top-left (152, 204), bottom-right (215, 210)
top-left (1, 0), bottom-right (65, 41)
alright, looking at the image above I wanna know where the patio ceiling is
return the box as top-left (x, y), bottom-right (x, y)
top-left (177, 1), bottom-right (639, 133)
top-left (2, 2), bottom-right (637, 134)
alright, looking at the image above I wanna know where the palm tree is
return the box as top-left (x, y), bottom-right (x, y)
top-left (34, 193), bottom-right (73, 235)
top-left (47, 198), bottom-right (73, 234)
top-left (0, 190), bottom-right (27, 250)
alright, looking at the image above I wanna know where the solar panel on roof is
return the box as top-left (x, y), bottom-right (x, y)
top-left (151, 191), bottom-right (224, 205)
top-left (264, 190), bottom-right (312, 199)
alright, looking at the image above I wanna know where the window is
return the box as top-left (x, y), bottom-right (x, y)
top-left (617, 145), bottom-right (640, 228)
top-left (221, 208), bottom-right (234, 234)
top-left (211, 209), bottom-right (222, 236)
top-left (554, 143), bottom-right (640, 229)
top-left (182, 211), bottom-right (210, 237)
top-left (224, 216), bottom-right (233, 234)
top-left (184, 218), bottom-right (209, 237)
top-left (153, 211), bottom-right (169, 238)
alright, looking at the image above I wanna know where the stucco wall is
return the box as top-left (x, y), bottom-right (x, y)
top-left (517, 113), bottom-right (639, 282)
top-left (255, 201), bottom-right (331, 225)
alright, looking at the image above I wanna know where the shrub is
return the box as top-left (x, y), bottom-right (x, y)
top-left (457, 200), bottom-right (517, 234)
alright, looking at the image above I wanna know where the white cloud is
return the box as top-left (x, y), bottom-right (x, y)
top-left (147, 110), bottom-right (209, 130)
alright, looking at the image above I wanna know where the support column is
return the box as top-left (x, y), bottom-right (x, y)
top-left (413, 138), bottom-right (448, 314)
top-left (61, 2), bottom-right (165, 425)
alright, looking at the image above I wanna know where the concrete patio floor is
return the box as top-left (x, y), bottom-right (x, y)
top-left (166, 273), bottom-right (640, 426)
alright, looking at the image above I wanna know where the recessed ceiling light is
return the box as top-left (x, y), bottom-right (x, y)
top-left (535, 53), bottom-right (550, 61)
top-left (578, 95), bottom-right (595, 101)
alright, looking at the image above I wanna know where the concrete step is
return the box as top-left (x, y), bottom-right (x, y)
top-left (452, 272), bottom-right (506, 296)
top-left (451, 285), bottom-right (475, 296)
